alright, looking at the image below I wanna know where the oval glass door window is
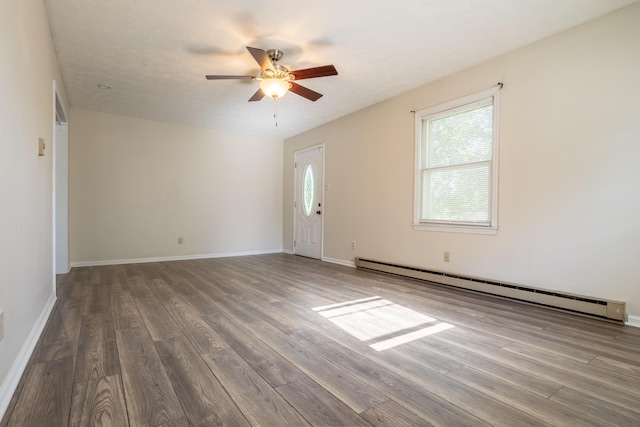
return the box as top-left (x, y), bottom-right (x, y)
top-left (303, 163), bottom-right (314, 216)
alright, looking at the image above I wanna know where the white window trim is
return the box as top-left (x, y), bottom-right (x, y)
top-left (413, 86), bottom-right (500, 235)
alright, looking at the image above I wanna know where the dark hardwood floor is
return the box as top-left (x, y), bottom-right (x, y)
top-left (2, 253), bottom-right (640, 426)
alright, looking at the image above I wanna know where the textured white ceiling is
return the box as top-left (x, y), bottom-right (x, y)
top-left (44, 0), bottom-right (637, 138)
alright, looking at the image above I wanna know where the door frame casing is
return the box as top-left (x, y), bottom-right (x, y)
top-left (54, 87), bottom-right (69, 276)
top-left (293, 143), bottom-right (325, 259)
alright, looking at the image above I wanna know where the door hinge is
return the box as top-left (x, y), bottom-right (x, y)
top-left (294, 162), bottom-right (297, 168)
top-left (294, 240), bottom-right (296, 247)
top-left (294, 201), bottom-right (297, 208)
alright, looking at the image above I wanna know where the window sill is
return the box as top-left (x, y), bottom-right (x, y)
top-left (412, 223), bottom-right (498, 235)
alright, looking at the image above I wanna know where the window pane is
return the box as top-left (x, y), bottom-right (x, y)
top-left (421, 163), bottom-right (490, 223)
top-left (424, 102), bottom-right (493, 168)
top-left (303, 164), bottom-right (314, 216)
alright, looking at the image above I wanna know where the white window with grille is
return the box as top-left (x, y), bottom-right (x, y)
top-left (414, 87), bottom-right (500, 234)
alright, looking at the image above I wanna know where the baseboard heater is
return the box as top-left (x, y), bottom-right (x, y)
top-left (355, 257), bottom-right (626, 323)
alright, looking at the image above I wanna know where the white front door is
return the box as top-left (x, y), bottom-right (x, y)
top-left (294, 145), bottom-right (323, 259)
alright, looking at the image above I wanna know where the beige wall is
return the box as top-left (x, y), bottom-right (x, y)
top-left (69, 109), bottom-right (283, 263)
top-left (0, 0), bottom-right (68, 408)
top-left (284, 4), bottom-right (640, 316)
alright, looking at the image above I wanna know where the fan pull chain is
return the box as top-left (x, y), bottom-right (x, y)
top-left (273, 97), bottom-right (279, 127)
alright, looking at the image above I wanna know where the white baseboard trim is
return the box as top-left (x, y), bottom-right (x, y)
top-left (69, 248), bottom-right (284, 268)
top-left (322, 256), bottom-right (356, 268)
top-left (626, 315), bottom-right (640, 328)
top-left (282, 249), bottom-right (294, 255)
top-left (0, 292), bottom-right (56, 421)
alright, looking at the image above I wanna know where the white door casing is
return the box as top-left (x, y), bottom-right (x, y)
top-left (294, 145), bottom-right (324, 259)
top-left (54, 86), bottom-right (69, 276)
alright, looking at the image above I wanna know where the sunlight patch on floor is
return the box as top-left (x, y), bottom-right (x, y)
top-left (313, 296), bottom-right (454, 351)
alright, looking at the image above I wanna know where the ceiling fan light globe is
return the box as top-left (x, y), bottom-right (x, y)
top-left (260, 78), bottom-right (290, 99)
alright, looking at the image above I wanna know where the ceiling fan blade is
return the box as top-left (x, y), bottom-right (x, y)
top-left (289, 65), bottom-right (338, 80)
top-left (248, 88), bottom-right (265, 102)
top-left (289, 82), bottom-right (323, 101)
top-left (205, 75), bottom-right (255, 80)
top-left (246, 46), bottom-right (274, 72)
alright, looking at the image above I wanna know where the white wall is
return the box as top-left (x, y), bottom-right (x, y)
top-left (69, 109), bottom-right (283, 264)
top-left (284, 4), bottom-right (640, 317)
top-left (0, 0), bottom-right (68, 414)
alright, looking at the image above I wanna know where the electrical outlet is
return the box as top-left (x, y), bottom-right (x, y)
top-left (351, 241), bottom-right (356, 250)
top-left (178, 236), bottom-right (184, 244)
top-left (0, 310), bottom-right (4, 341)
top-left (444, 251), bottom-right (450, 262)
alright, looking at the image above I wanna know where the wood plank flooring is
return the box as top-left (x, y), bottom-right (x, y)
top-left (2, 253), bottom-right (640, 426)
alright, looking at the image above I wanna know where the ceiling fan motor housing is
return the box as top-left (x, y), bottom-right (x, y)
top-left (263, 65), bottom-right (292, 81)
